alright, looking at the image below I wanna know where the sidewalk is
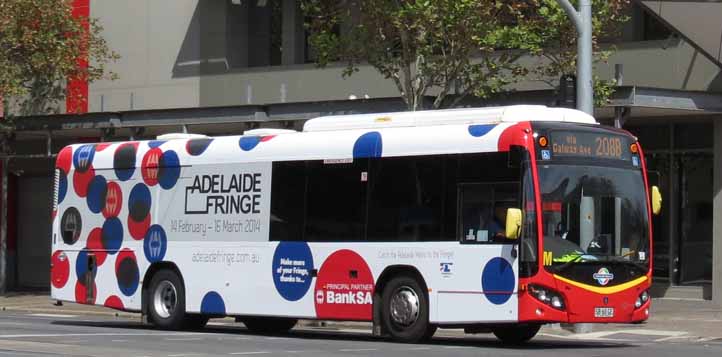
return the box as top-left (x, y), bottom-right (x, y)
top-left (2, 293), bottom-right (721, 340)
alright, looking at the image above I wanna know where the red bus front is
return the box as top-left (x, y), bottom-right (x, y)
top-left (516, 122), bottom-right (653, 324)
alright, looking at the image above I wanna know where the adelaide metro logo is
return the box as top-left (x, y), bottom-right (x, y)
top-left (593, 267), bottom-right (614, 286)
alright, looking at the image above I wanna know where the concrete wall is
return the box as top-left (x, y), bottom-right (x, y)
top-left (89, 0), bottom-right (722, 113)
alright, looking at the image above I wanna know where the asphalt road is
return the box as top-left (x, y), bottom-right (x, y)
top-left (1, 311), bottom-right (721, 357)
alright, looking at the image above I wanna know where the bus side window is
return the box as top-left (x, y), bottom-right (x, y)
top-left (269, 161), bottom-right (306, 241)
top-left (367, 156), bottom-right (445, 242)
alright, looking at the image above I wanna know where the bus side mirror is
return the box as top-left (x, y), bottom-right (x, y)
top-left (651, 186), bottom-right (662, 215)
top-left (505, 208), bottom-right (522, 240)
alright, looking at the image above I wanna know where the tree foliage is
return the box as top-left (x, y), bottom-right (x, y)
top-left (0, 0), bottom-right (118, 117)
top-left (525, 0), bottom-right (631, 107)
top-left (303, 0), bottom-right (540, 110)
top-left (303, 0), bottom-right (630, 110)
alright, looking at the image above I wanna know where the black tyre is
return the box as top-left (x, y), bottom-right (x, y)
top-left (492, 324), bottom-right (541, 344)
top-left (243, 317), bottom-right (297, 334)
top-left (147, 270), bottom-right (187, 330)
top-left (381, 275), bottom-right (434, 343)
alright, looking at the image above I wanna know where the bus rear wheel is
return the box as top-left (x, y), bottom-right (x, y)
top-left (381, 275), bottom-right (435, 343)
top-left (147, 270), bottom-right (187, 330)
top-left (242, 317), bottom-right (297, 334)
top-left (492, 324), bottom-right (541, 344)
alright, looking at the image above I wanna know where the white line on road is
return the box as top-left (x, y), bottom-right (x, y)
top-left (168, 354), bottom-right (202, 357)
top-left (339, 348), bottom-right (378, 352)
top-left (404, 347), bottom-right (431, 350)
top-left (229, 352), bottom-right (271, 355)
top-left (0, 332), bottom-right (203, 339)
top-left (164, 337), bottom-right (205, 341)
top-left (28, 313), bottom-right (77, 318)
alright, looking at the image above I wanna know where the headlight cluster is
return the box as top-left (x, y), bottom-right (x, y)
top-left (528, 284), bottom-right (565, 310)
top-left (634, 290), bottom-right (650, 309)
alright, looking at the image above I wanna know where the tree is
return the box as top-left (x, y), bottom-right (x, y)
top-left (0, 0), bottom-right (118, 118)
top-left (302, 0), bottom-right (630, 110)
top-left (303, 0), bottom-right (540, 111)
top-left (526, 0), bottom-right (631, 107)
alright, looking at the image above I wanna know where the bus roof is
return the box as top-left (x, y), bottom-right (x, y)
top-left (303, 105), bottom-right (597, 132)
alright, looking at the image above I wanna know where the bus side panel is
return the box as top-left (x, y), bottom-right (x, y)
top-left (51, 143), bottom-right (146, 311)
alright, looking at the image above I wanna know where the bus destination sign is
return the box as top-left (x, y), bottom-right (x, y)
top-left (549, 131), bottom-right (631, 161)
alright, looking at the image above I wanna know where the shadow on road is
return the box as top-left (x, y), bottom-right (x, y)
top-left (51, 319), bottom-right (636, 350)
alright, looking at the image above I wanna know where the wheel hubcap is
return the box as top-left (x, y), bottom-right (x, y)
top-left (153, 280), bottom-right (177, 318)
top-left (389, 286), bottom-right (419, 326)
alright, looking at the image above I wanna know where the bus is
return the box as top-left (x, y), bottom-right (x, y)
top-left (50, 105), bottom-right (661, 344)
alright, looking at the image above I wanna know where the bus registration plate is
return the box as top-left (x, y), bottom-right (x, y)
top-left (594, 307), bottom-right (614, 318)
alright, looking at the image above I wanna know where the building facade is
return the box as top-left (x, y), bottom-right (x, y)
top-left (1, 0), bottom-right (721, 303)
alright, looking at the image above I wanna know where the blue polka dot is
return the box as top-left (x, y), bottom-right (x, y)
top-left (468, 124), bottom-right (495, 137)
top-left (58, 173), bottom-right (68, 204)
top-left (352, 132), bottom-right (383, 158)
top-left (101, 217), bottom-right (124, 254)
top-left (128, 184), bottom-right (152, 222)
top-left (143, 225), bottom-right (167, 263)
top-left (72, 145), bottom-right (96, 173)
top-left (148, 141), bottom-right (166, 148)
top-left (158, 150), bottom-right (180, 190)
top-left (239, 136), bottom-right (261, 151)
top-left (113, 144), bottom-right (137, 181)
top-left (75, 249), bottom-right (96, 283)
top-left (86, 175), bottom-right (107, 214)
top-left (481, 257), bottom-right (515, 305)
top-left (272, 242), bottom-right (314, 301)
top-left (201, 291), bottom-right (226, 314)
top-left (187, 138), bottom-right (214, 156)
top-left (116, 252), bottom-right (139, 296)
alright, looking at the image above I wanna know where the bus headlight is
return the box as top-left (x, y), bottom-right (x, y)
top-left (635, 290), bottom-right (650, 309)
top-left (528, 284), bottom-right (565, 311)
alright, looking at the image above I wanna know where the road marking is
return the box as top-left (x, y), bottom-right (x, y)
top-left (28, 313), bottom-right (77, 318)
top-left (0, 332), bottom-right (203, 339)
top-left (229, 352), bottom-right (270, 355)
top-left (404, 347), bottom-right (431, 350)
top-left (168, 354), bottom-right (201, 357)
top-left (164, 337), bottom-right (205, 341)
top-left (112, 339), bottom-right (129, 342)
top-left (339, 348), bottom-right (378, 352)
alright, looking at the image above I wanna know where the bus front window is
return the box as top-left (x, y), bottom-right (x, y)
top-left (538, 164), bottom-right (649, 270)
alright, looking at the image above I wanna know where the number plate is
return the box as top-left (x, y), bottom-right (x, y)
top-left (594, 307), bottom-right (614, 318)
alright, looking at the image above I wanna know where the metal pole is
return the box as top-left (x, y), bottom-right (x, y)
top-left (556, 0), bottom-right (594, 115)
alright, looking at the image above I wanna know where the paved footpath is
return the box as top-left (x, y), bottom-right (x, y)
top-left (2, 293), bottom-right (722, 345)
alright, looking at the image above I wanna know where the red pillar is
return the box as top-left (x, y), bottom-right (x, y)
top-left (66, 0), bottom-right (90, 114)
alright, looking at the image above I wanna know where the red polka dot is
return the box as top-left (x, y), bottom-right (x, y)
top-left (141, 148), bottom-right (163, 186)
top-left (104, 295), bottom-right (124, 310)
top-left (56, 147), bottom-right (72, 174)
top-left (103, 182), bottom-right (123, 218)
top-left (128, 213), bottom-right (151, 240)
top-left (86, 228), bottom-right (107, 266)
top-left (314, 250), bottom-right (374, 320)
top-left (75, 280), bottom-right (97, 305)
top-left (73, 166), bottom-right (95, 197)
top-left (51, 251), bottom-right (70, 289)
top-left (95, 143), bottom-right (112, 152)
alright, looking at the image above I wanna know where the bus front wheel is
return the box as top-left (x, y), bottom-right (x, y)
top-left (492, 324), bottom-right (541, 344)
top-left (147, 270), bottom-right (187, 330)
top-left (381, 275), bottom-right (435, 343)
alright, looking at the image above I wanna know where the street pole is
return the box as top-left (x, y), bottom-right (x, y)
top-left (556, 0), bottom-right (594, 115)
